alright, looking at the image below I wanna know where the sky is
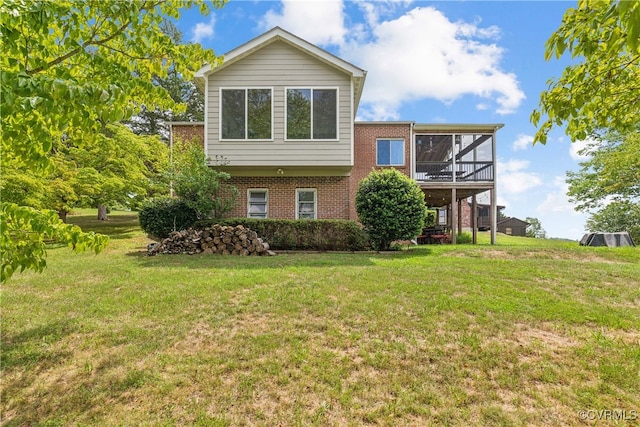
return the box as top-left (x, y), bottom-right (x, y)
top-left (176, 0), bottom-right (590, 240)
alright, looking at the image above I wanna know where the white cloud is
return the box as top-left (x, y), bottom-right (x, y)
top-left (257, 1), bottom-right (524, 121)
top-left (512, 133), bottom-right (533, 151)
top-left (536, 176), bottom-right (581, 214)
top-left (569, 138), bottom-right (594, 161)
top-left (341, 6), bottom-right (525, 120)
top-left (260, 0), bottom-right (347, 47)
top-left (497, 159), bottom-right (542, 195)
top-left (192, 15), bottom-right (216, 43)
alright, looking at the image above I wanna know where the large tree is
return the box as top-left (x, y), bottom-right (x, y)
top-left (566, 129), bottom-right (640, 211)
top-left (586, 200), bottom-right (640, 243)
top-left (525, 217), bottom-right (547, 239)
top-left (0, 0), bottom-right (224, 281)
top-left (531, 0), bottom-right (640, 144)
top-left (126, 20), bottom-right (205, 139)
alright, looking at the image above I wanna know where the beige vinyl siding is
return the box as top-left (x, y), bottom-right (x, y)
top-left (206, 40), bottom-right (353, 167)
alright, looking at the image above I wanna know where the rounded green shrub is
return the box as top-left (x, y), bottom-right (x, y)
top-left (355, 169), bottom-right (427, 251)
top-left (138, 198), bottom-right (198, 240)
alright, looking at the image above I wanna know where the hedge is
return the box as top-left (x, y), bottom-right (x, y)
top-left (196, 218), bottom-right (370, 251)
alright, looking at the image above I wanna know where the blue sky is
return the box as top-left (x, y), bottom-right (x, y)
top-left (176, 0), bottom-right (590, 240)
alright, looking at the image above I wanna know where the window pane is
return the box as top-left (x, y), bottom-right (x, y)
top-left (287, 89), bottom-right (311, 139)
top-left (297, 190), bottom-right (316, 219)
top-left (377, 140), bottom-right (390, 165)
top-left (221, 90), bottom-right (245, 139)
top-left (248, 89), bottom-right (271, 139)
top-left (249, 191), bottom-right (266, 202)
top-left (248, 190), bottom-right (267, 218)
top-left (298, 191), bottom-right (314, 202)
top-left (390, 140), bottom-right (404, 165)
top-left (249, 204), bottom-right (267, 214)
top-left (313, 89), bottom-right (337, 139)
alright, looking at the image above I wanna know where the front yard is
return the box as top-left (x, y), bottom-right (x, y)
top-left (2, 211), bottom-right (639, 426)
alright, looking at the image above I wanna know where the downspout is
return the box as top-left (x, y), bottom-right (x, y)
top-left (409, 122), bottom-right (415, 180)
top-left (169, 123), bottom-right (174, 198)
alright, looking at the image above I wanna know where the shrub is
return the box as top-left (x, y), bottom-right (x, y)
top-left (139, 198), bottom-right (198, 240)
top-left (169, 141), bottom-right (238, 219)
top-left (196, 218), bottom-right (370, 251)
top-left (355, 169), bottom-right (427, 251)
top-left (456, 232), bottom-right (473, 244)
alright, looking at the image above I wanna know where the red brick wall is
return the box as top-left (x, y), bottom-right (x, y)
top-left (170, 122), bottom-right (422, 222)
top-left (349, 123), bottom-right (413, 220)
top-left (226, 176), bottom-right (350, 219)
top-left (171, 123), bottom-right (205, 147)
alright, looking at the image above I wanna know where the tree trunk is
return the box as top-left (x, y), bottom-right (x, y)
top-left (97, 204), bottom-right (108, 221)
top-left (58, 210), bottom-right (68, 223)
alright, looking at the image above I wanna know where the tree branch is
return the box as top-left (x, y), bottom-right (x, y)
top-left (26, 1), bottom-right (164, 75)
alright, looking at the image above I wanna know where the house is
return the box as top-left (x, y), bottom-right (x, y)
top-left (496, 217), bottom-right (529, 237)
top-left (171, 27), bottom-right (503, 244)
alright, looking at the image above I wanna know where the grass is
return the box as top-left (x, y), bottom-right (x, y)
top-left (2, 210), bottom-right (639, 426)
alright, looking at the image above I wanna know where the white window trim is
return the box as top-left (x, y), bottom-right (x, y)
top-left (284, 87), bottom-right (339, 142)
top-left (376, 138), bottom-right (405, 167)
top-left (295, 188), bottom-right (317, 220)
top-left (247, 188), bottom-right (269, 219)
top-left (219, 87), bottom-right (274, 142)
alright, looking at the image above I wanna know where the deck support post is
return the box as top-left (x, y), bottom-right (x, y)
top-left (457, 198), bottom-right (463, 236)
top-left (451, 188), bottom-right (457, 244)
top-left (490, 188), bottom-right (497, 245)
top-left (472, 194), bottom-right (477, 244)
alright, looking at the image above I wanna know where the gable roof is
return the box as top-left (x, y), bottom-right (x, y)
top-left (497, 217), bottom-right (530, 227)
top-left (194, 27), bottom-right (367, 110)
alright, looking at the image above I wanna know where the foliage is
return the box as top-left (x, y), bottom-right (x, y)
top-left (567, 130), bottom-right (640, 211)
top-left (138, 198), bottom-right (198, 240)
top-left (0, 0), bottom-right (223, 280)
top-left (531, 0), bottom-right (640, 144)
top-left (586, 200), bottom-right (640, 243)
top-left (424, 209), bottom-right (437, 228)
top-left (456, 232), bottom-right (473, 244)
top-left (126, 20), bottom-right (205, 139)
top-left (199, 218), bottom-right (371, 251)
top-left (0, 124), bottom-right (169, 221)
top-left (0, 204), bottom-right (109, 282)
top-left (170, 142), bottom-right (238, 220)
top-left (525, 217), bottom-right (547, 239)
top-left (355, 169), bottom-right (427, 251)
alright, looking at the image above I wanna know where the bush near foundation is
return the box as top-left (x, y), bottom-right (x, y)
top-left (197, 218), bottom-right (370, 251)
top-left (356, 169), bottom-right (427, 251)
top-left (139, 198), bottom-right (198, 240)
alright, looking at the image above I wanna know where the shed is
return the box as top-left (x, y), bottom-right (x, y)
top-left (496, 217), bottom-right (529, 237)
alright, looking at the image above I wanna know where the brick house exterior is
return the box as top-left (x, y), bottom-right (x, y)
top-left (171, 27), bottom-right (503, 243)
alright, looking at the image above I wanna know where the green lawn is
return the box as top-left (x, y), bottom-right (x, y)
top-left (2, 211), bottom-right (639, 426)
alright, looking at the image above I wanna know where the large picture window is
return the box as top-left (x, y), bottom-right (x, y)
top-left (247, 189), bottom-right (268, 218)
top-left (296, 189), bottom-right (317, 219)
top-left (221, 88), bottom-right (272, 140)
top-left (376, 139), bottom-right (404, 166)
top-left (286, 88), bottom-right (337, 140)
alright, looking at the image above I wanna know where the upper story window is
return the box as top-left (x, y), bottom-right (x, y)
top-left (376, 139), bottom-right (405, 166)
top-left (286, 88), bottom-right (337, 140)
top-left (221, 88), bottom-right (272, 140)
